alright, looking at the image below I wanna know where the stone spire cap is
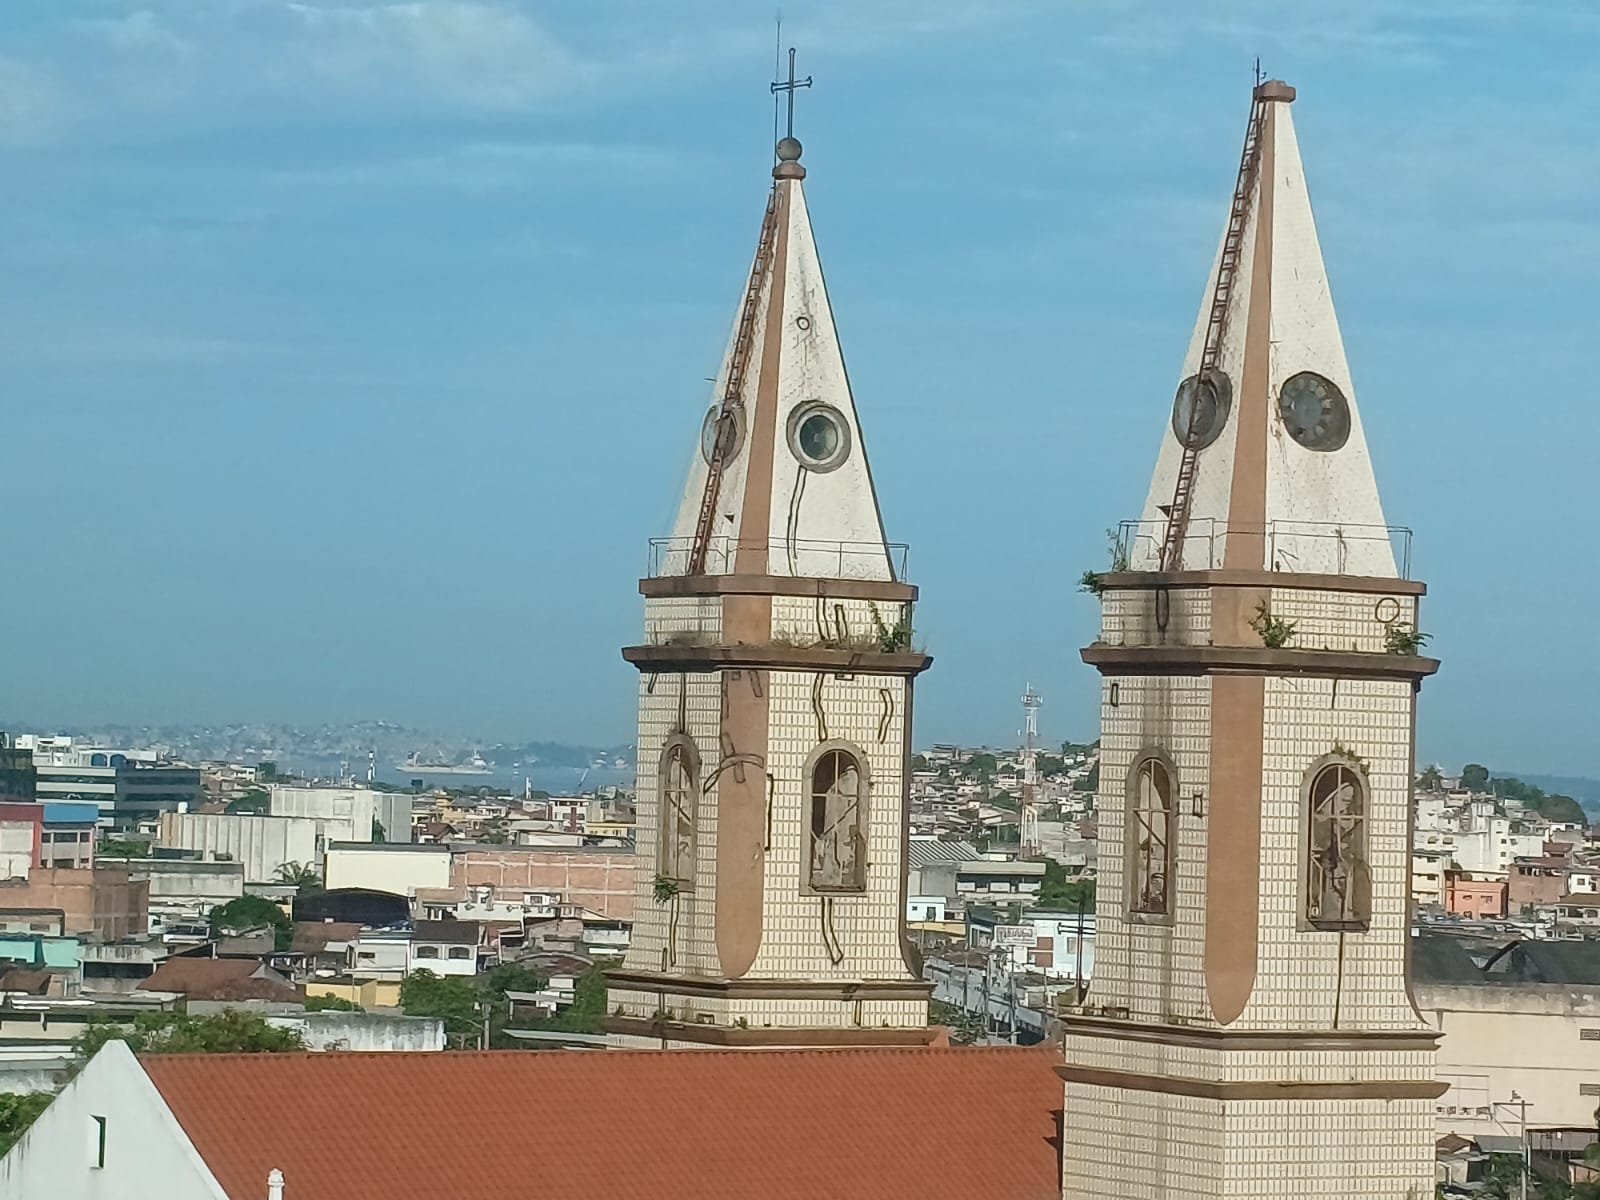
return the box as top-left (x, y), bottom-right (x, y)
top-left (1254, 79), bottom-right (1296, 103)
top-left (774, 136), bottom-right (806, 180)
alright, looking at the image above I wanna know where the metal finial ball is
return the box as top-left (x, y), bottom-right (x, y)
top-left (776, 136), bottom-right (803, 162)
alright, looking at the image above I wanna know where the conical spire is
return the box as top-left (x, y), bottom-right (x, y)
top-left (1136, 81), bottom-right (1397, 578)
top-left (664, 135), bottom-right (894, 582)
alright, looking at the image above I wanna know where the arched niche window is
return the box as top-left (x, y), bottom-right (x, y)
top-left (1304, 757), bottom-right (1372, 930)
top-left (806, 742), bottom-right (869, 893)
top-left (1127, 755), bottom-right (1175, 918)
top-left (656, 735), bottom-right (699, 889)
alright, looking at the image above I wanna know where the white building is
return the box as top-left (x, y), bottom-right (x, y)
top-left (323, 842), bottom-right (451, 898)
top-left (155, 813), bottom-right (321, 884)
top-left (408, 919), bottom-right (479, 977)
top-left (268, 786), bottom-right (411, 845)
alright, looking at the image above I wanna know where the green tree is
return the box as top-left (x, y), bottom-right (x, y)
top-left (96, 837), bottom-right (150, 859)
top-left (1035, 753), bottom-right (1066, 778)
top-left (226, 788), bottom-right (271, 814)
top-left (1037, 858), bottom-right (1096, 911)
top-left (965, 752), bottom-right (998, 782)
top-left (304, 995), bottom-right (363, 1013)
top-left (540, 964), bottom-right (607, 1035)
top-left (400, 965), bottom-right (552, 1047)
top-left (0, 1092), bottom-right (53, 1154)
top-left (400, 970), bottom-right (484, 1044)
top-left (75, 1010), bottom-right (306, 1059)
top-left (1417, 765), bottom-right (1443, 792)
top-left (1074, 763), bottom-right (1100, 794)
top-left (371, 818), bottom-right (386, 842)
top-left (1462, 763), bottom-right (1490, 791)
top-left (910, 753), bottom-right (929, 772)
top-left (209, 894), bottom-right (292, 952)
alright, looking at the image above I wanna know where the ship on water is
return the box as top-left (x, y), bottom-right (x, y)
top-left (395, 751), bottom-right (492, 776)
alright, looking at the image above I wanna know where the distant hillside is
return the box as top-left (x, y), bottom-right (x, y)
top-left (1503, 773), bottom-right (1600, 815)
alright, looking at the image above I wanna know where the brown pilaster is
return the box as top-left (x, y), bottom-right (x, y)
top-left (1224, 99), bottom-right (1276, 572)
top-left (732, 181), bottom-right (793, 577)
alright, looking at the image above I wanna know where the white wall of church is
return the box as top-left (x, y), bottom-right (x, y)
top-left (0, 1041), bottom-right (226, 1200)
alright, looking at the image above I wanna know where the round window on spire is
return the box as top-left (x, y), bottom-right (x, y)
top-left (787, 402), bottom-right (852, 474)
top-left (700, 406), bottom-right (745, 467)
top-left (1278, 371), bottom-right (1351, 452)
top-left (1170, 370), bottom-right (1231, 451)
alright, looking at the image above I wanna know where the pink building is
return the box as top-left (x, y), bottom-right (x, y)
top-left (1446, 873), bottom-right (1507, 920)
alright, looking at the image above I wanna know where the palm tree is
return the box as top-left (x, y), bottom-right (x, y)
top-left (274, 861), bottom-right (321, 890)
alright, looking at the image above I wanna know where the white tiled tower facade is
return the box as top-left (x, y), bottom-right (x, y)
top-left (1062, 82), bottom-right (1443, 1198)
top-left (605, 127), bottom-right (933, 1049)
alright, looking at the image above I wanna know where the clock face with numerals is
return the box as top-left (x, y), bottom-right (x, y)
top-left (1278, 371), bottom-right (1351, 452)
top-left (1170, 370), bottom-right (1231, 451)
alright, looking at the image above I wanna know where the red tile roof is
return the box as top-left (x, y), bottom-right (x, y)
top-left (138, 957), bottom-right (300, 1003)
top-left (142, 1045), bottom-right (1062, 1200)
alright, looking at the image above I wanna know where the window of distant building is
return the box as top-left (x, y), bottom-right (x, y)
top-left (1304, 756), bottom-right (1372, 930)
top-left (805, 743), bottom-right (869, 893)
top-left (1126, 755), bottom-right (1175, 919)
top-left (447, 947), bottom-right (471, 961)
top-left (414, 946), bottom-right (438, 959)
top-left (656, 735), bottom-right (700, 889)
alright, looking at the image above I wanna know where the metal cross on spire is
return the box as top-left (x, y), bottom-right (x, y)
top-left (771, 47), bottom-right (812, 141)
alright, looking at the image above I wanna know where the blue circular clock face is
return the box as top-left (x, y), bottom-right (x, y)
top-left (1278, 372), bottom-right (1350, 452)
top-left (1170, 371), bottom-right (1231, 451)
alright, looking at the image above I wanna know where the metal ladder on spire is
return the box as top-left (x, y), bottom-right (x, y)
top-left (687, 187), bottom-right (782, 576)
top-left (1159, 90), bottom-right (1269, 572)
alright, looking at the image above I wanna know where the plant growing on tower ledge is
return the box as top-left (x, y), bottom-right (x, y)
top-left (867, 601), bottom-right (912, 652)
top-left (651, 875), bottom-right (682, 904)
top-left (1382, 624), bottom-right (1430, 655)
top-left (1250, 602), bottom-right (1297, 649)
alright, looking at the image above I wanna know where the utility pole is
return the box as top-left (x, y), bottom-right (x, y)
top-left (1494, 1091), bottom-right (1531, 1200)
top-left (1020, 685), bottom-right (1043, 856)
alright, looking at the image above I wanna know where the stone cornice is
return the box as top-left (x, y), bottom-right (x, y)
top-left (623, 643), bottom-right (933, 677)
top-left (640, 574), bottom-right (918, 603)
top-left (1098, 568), bottom-right (1426, 597)
top-left (606, 969), bottom-right (933, 1002)
top-left (603, 1016), bottom-right (939, 1048)
top-left (1080, 643), bottom-right (1439, 682)
top-left (1061, 1013), bottom-right (1440, 1051)
top-left (1058, 1064), bottom-right (1446, 1101)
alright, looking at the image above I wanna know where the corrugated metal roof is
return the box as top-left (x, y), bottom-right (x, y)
top-left (906, 839), bottom-right (981, 867)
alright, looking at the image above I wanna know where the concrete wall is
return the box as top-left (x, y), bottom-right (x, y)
top-left (0, 820), bottom-right (34, 881)
top-left (129, 858), bottom-right (245, 912)
top-left (266, 1012), bottom-right (444, 1051)
top-left (1421, 983), bottom-right (1600, 1135)
top-left (268, 786), bottom-right (412, 845)
top-left (324, 844), bottom-right (450, 897)
top-left (306, 978), bottom-right (401, 1009)
top-left (156, 812), bottom-right (320, 884)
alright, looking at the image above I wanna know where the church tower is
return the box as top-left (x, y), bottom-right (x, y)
top-left (1062, 81), bottom-right (1443, 1197)
top-left (606, 59), bottom-right (934, 1048)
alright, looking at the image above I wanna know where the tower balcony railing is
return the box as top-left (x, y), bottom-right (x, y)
top-left (647, 536), bottom-right (911, 581)
top-left (1111, 519), bottom-right (1414, 580)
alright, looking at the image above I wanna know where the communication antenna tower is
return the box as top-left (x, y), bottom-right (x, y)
top-left (1021, 684), bottom-right (1043, 855)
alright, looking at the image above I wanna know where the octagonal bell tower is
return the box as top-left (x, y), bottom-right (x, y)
top-left (1061, 80), bottom-right (1444, 1198)
top-left (604, 70), bottom-right (934, 1049)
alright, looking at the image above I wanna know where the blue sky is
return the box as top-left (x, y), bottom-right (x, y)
top-left (0, 2), bottom-right (1595, 774)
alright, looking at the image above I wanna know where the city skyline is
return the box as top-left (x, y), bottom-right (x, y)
top-left (2, 3), bottom-right (1596, 772)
